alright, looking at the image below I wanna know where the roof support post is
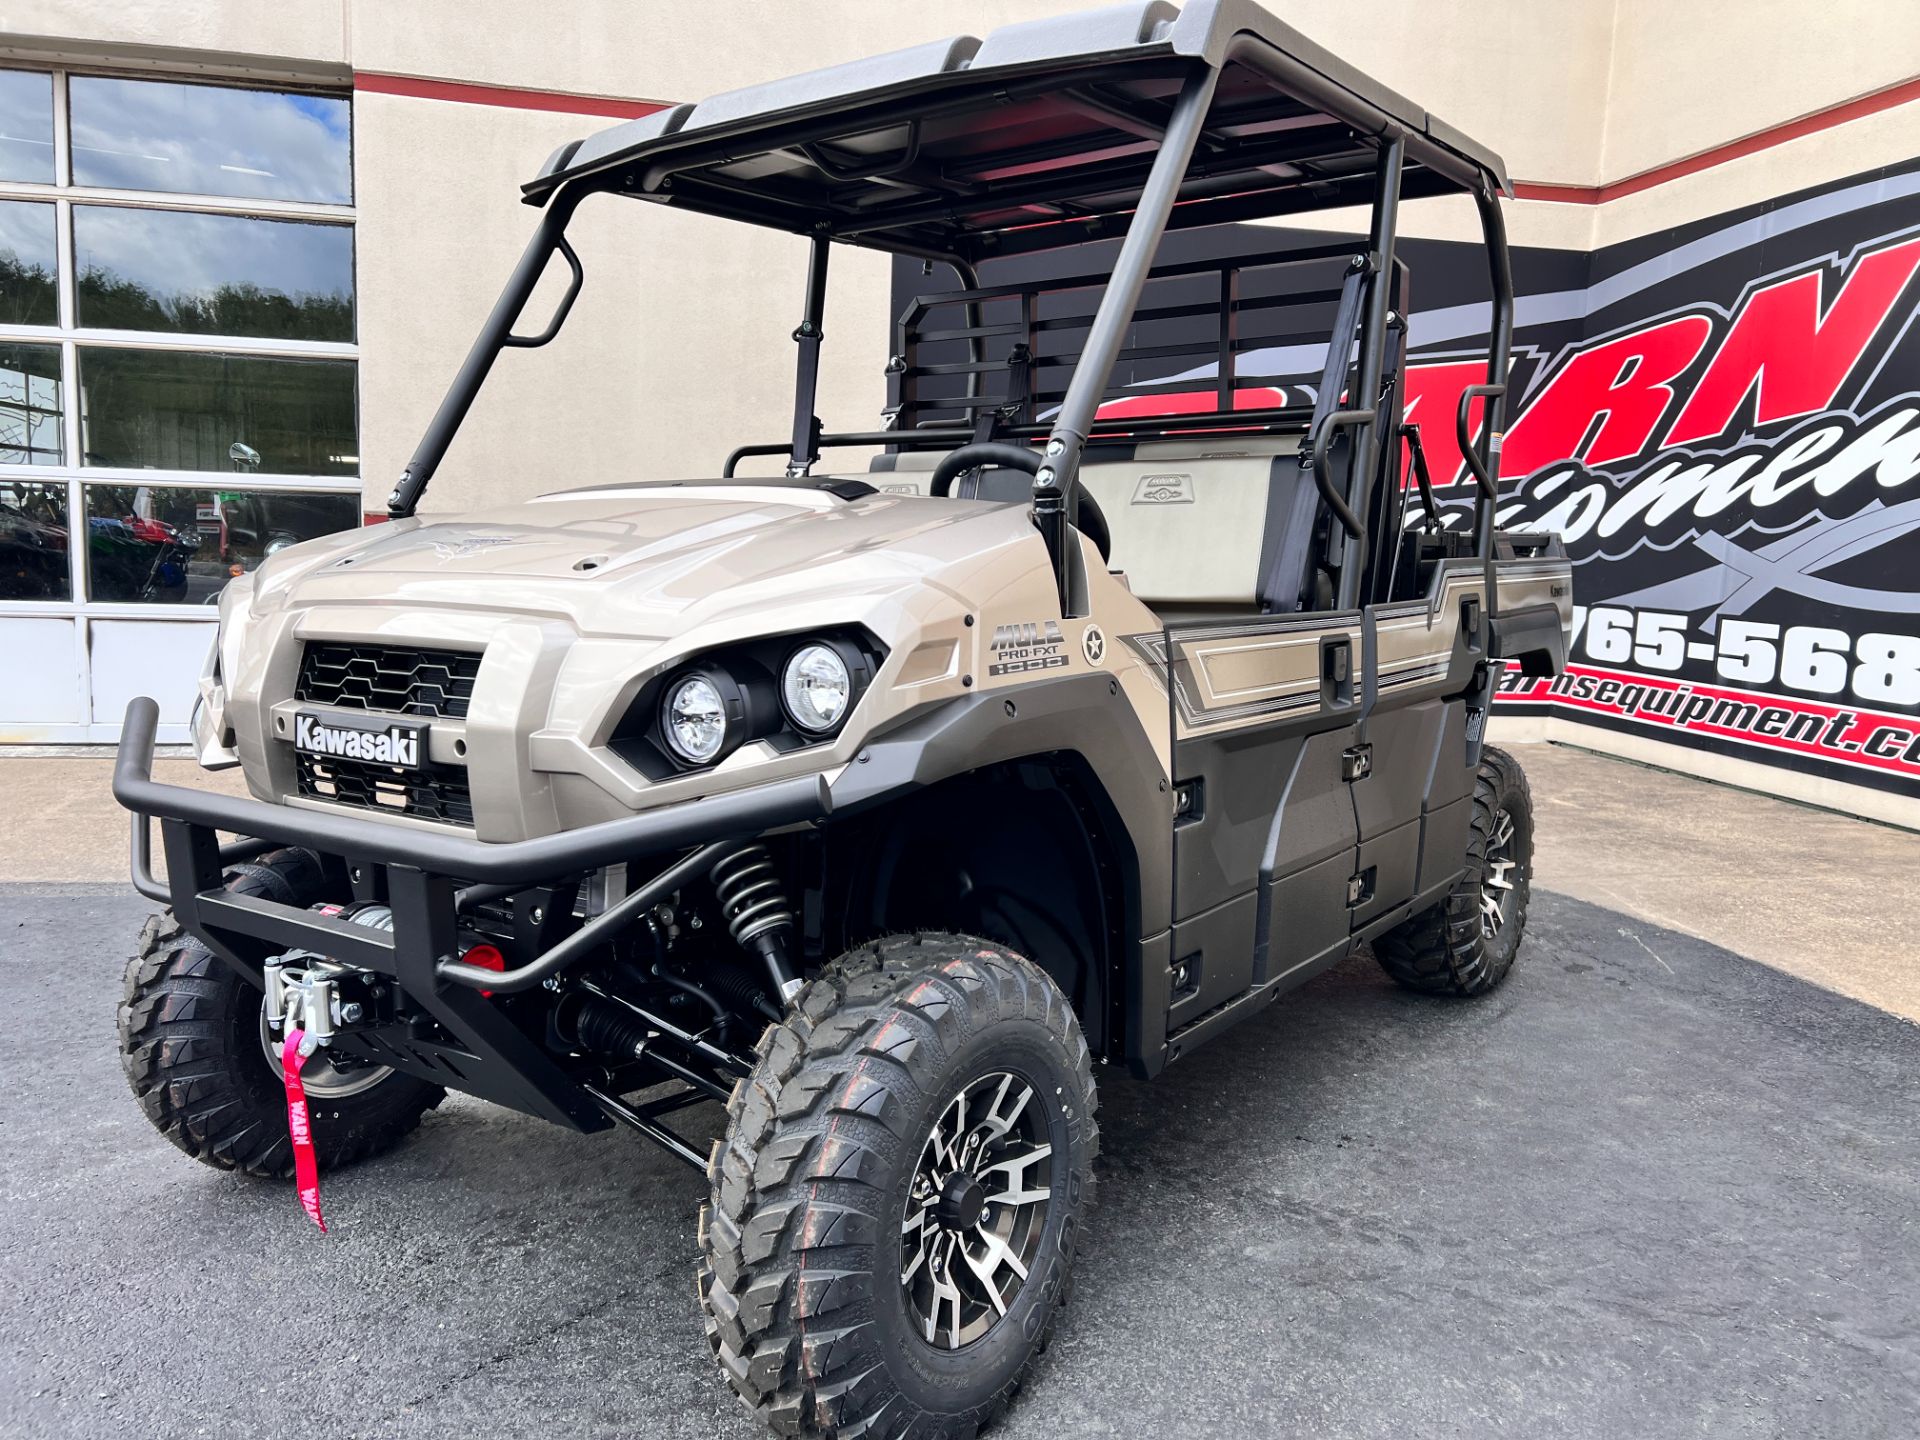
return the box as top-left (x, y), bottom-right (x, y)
top-left (1041, 63), bottom-right (1221, 616)
top-left (788, 230), bottom-right (831, 475)
top-left (1474, 184), bottom-right (1514, 615)
top-left (1336, 134), bottom-right (1403, 610)
top-left (388, 184), bottom-right (583, 519)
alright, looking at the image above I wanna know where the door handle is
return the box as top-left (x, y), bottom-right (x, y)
top-left (1320, 636), bottom-right (1354, 708)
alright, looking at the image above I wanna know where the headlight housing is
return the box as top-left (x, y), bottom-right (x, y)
top-left (661, 671), bottom-right (737, 764)
top-left (781, 641), bottom-right (856, 734)
top-left (610, 629), bottom-right (883, 778)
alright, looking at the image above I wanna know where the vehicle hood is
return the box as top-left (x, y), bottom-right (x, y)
top-left (248, 482), bottom-right (1037, 637)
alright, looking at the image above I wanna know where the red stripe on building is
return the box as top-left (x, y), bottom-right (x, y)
top-left (353, 65), bottom-right (1919, 205)
top-left (352, 71), bottom-right (670, 120)
top-left (1512, 74), bottom-right (1920, 205)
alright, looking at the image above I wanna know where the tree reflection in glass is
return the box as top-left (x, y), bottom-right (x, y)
top-left (75, 207), bottom-right (353, 341)
top-left (79, 349), bottom-right (357, 476)
top-left (0, 201), bottom-right (58, 326)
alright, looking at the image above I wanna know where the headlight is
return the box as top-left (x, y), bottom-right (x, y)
top-left (781, 642), bottom-right (854, 733)
top-left (611, 632), bottom-right (882, 780)
top-left (661, 671), bottom-right (734, 764)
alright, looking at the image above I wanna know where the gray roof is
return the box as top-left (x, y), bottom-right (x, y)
top-left (523, 0), bottom-right (1508, 264)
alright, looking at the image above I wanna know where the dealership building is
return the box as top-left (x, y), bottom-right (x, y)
top-left (1, 0), bottom-right (1916, 827)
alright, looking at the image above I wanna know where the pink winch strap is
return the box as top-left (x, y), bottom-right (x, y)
top-left (282, 1029), bottom-right (328, 1233)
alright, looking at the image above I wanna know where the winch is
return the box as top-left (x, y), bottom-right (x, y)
top-left (262, 903), bottom-right (394, 1053)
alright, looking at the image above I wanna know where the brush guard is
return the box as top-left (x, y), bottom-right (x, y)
top-left (113, 696), bottom-right (830, 1152)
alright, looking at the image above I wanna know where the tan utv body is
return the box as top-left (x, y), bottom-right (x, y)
top-left (115, 5), bottom-right (1572, 1437)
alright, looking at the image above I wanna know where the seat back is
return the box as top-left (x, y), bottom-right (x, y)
top-left (869, 435), bottom-right (1337, 615)
top-left (1076, 437), bottom-right (1329, 614)
top-left (866, 450), bottom-right (1032, 503)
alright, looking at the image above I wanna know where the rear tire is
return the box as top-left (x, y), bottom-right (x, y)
top-left (118, 847), bottom-right (444, 1178)
top-left (1374, 745), bottom-right (1533, 996)
top-left (698, 933), bottom-right (1098, 1439)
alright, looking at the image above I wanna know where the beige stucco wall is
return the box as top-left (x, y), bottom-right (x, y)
top-left (1589, 97), bottom-right (1920, 248)
top-left (1276, 0), bottom-right (1618, 186)
top-left (4, 0), bottom-right (348, 68)
top-left (1599, 0), bottom-right (1920, 183)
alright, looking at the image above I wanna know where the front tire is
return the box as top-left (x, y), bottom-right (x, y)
top-left (118, 847), bottom-right (444, 1178)
top-left (698, 934), bottom-right (1098, 1439)
top-left (1374, 745), bottom-right (1534, 996)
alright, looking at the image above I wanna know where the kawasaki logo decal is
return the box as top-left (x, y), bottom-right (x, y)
top-left (294, 712), bottom-right (424, 769)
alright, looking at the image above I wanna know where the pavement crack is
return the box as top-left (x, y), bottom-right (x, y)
top-left (1618, 926), bottom-right (1675, 974)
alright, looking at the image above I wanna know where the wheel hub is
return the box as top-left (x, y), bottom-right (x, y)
top-left (900, 1071), bottom-right (1053, 1351)
top-left (935, 1172), bottom-right (988, 1231)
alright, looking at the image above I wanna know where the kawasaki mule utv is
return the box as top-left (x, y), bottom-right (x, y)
top-left (114, 3), bottom-right (1571, 1435)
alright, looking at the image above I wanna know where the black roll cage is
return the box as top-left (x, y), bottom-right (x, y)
top-left (387, 25), bottom-right (1514, 624)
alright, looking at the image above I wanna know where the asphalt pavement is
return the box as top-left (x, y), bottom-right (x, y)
top-left (3, 883), bottom-right (1916, 1439)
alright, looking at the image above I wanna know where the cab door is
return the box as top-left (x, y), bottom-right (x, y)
top-left (1161, 611), bottom-right (1361, 1034)
top-left (1349, 573), bottom-right (1489, 932)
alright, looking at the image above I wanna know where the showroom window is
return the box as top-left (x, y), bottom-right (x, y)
top-left (0, 64), bottom-right (358, 613)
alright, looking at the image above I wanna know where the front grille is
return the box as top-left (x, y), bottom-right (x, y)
top-left (296, 752), bottom-right (475, 826)
top-left (296, 642), bottom-right (481, 719)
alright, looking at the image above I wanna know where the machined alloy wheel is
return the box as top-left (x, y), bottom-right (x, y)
top-left (1479, 807), bottom-right (1519, 940)
top-left (901, 1071), bottom-right (1053, 1350)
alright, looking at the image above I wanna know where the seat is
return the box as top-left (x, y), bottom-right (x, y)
top-left (870, 435), bottom-right (1336, 618)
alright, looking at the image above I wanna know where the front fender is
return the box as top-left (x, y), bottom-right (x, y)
top-left (826, 672), bottom-right (1172, 937)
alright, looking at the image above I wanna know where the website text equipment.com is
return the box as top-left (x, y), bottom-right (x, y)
top-left (1500, 662), bottom-right (1920, 779)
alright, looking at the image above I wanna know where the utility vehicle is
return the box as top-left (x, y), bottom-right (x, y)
top-left (114, 4), bottom-right (1572, 1435)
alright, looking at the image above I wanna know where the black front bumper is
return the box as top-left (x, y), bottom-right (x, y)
top-left (113, 697), bottom-right (830, 1129)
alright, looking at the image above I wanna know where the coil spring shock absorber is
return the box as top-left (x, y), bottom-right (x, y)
top-left (710, 845), bottom-right (805, 1005)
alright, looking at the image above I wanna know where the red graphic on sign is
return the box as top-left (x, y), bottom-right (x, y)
top-left (1664, 236), bottom-right (1920, 446)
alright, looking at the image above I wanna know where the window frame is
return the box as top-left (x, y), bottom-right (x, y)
top-left (0, 61), bottom-right (359, 620)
